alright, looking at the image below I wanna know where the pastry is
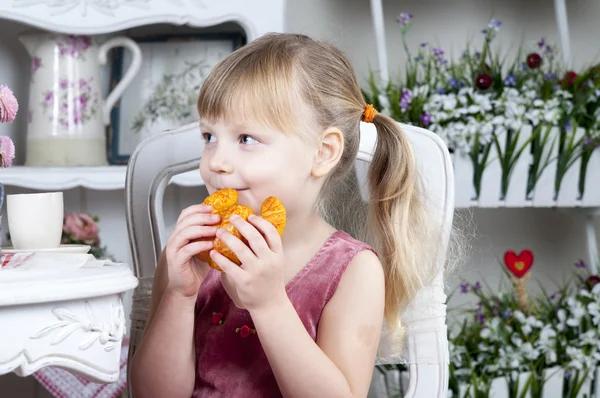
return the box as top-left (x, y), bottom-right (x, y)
top-left (195, 189), bottom-right (286, 271)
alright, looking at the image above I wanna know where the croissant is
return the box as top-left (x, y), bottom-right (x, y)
top-left (195, 188), bottom-right (286, 271)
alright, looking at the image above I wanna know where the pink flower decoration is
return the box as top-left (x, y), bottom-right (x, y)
top-left (0, 136), bottom-right (15, 168)
top-left (63, 213), bottom-right (100, 245)
top-left (0, 85), bottom-right (19, 123)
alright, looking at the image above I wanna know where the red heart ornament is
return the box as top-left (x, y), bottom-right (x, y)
top-left (504, 250), bottom-right (534, 278)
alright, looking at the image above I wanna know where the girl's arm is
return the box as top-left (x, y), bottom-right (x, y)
top-left (129, 250), bottom-right (198, 398)
top-left (251, 250), bottom-right (385, 397)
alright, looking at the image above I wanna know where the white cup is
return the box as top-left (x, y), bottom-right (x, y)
top-left (7, 192), bottom-right (64, 250)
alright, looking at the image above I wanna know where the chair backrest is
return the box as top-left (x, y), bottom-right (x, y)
top-left (125, 121), bottom-right (454, 398)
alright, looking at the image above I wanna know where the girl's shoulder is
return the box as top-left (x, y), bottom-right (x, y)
top-left (287, 230), bottom-right (377, 296)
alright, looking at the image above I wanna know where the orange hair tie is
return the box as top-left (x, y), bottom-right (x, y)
top-left (363, 104), bottom-right (377, 123)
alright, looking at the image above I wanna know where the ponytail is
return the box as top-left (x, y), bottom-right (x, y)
top-left (367, 112), bottom-right (436, 330)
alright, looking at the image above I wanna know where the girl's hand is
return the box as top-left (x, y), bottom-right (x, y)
top-left (165, 204), bottom-right (219, 299)
top-left (210, 214), bottom-right (287, 312)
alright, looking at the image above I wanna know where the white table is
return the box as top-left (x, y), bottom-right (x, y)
top-left (0, 254), bottom-right (138, 383)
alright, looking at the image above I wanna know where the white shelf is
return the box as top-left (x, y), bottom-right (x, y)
top-left (0, 166), bottom-right (204, 191)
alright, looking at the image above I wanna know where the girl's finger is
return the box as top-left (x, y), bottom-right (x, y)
top-left (229, 215), bottom-right (271, 257)
top-left (215, 228), bottom-right (256, 268)
top-left (179, 240), bottom-right (213, 258)
top-left (171, 225), bottom-right (218, 251)
top-left (210, 249), bottom-right (246, 281)
top-left (248, 215), bottom-right (283, 253)
top-left (173, 212), bottom-right (220, 235)
top-left (176, 204), bottom-right (214, 223)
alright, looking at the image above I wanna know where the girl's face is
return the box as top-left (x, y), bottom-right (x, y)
top-left (199, 120), bottom-right (318, 215)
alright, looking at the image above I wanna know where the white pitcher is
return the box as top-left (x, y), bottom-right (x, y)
top-left (19, 33), bottom-right (142, 166)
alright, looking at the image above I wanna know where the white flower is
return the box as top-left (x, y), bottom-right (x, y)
top-left (520, 342), bottom-right (540, 361)
top-left (578, 329), bottom-right (597, 347)
top-left (514, 310), bottom-right (543, 334)
top-left (566, 346), bottom-right (595, 370)
top-left (442, 95), bottom-right (457, 111)
top-left (566, 297), bottom-right (586, 327)
top-left (556, 309), bottom-right (567, 331)
top-left (591, 283), bottom-right (600, 299)
top-left (480, 328), bottom-right (491, 339)
top-left (536, 325), bottom-right (557, 363)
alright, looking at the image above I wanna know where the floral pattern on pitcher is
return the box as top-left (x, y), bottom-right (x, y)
top-left (31, 56), bottom-right (41, 74)
top-left (40, 77), bottom-right (99, 127)
top-left (57, 35), bottom-right (91, 60)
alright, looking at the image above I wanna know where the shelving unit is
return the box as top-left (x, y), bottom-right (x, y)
top-left (0, 166), bottom-right (203, 191)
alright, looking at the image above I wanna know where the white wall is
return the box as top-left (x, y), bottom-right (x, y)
top-left (1, 0), bottom-right (600, 396)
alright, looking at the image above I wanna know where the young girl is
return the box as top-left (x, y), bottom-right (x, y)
top-left (130, 33), bottom-right (435, 397)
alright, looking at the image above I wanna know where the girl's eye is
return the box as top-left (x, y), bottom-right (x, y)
top-left (240, 135), bottom-right (259, 145)
top-left (202, 133), bottom-right (216, 143)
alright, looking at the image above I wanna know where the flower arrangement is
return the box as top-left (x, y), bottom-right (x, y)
top-left (373, 253), bottom-right (600, 398)
top-left (0, 85), bottom-right (17, 168)
top-left (363, 14), bottom-right (600, 201)
top-left (447, 257), bottom-right (600, 398)
top-left (61, 213), bottom-right (112, 260)
top-left (0, 84), bottom-right (18, 254)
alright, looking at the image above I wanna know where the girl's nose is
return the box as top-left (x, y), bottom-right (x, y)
top-left (207, 145), bottom-right (234, 174)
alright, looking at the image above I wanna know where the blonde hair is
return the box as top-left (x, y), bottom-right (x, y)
top-left (197, 33), bottom-right (439, 336)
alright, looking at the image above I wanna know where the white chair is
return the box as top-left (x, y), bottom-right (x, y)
top-left (125, 121), bottom-right (454, 397)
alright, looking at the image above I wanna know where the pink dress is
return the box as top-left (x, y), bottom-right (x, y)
top-left (192, 230), bottom-right (374, 397)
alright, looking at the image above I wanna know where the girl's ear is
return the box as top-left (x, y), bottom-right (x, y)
top-left (312, 127), bottom-right (344, 178)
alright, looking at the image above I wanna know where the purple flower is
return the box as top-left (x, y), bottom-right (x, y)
top-left (473, 281), bottom-right (482, 291)
top-left (538, 38), bottom-right (546, 49)
top-left (437, 87), bottom-right (446, 94)
top-left (502, 309), bottom-right (512, 319)
top-left (60, 79), bottom-right (69, 89)
top-left (476, 313), bottom-right (485, 324)
top-left (475, 52), bottom-right (481, 58)
top-left (414, 55), bottom-right (423, 62)
top-left (481, 29), bottom-right (488, 35)
top-left (504, 74), bottom-right (517, 86)
top-left (432, 48), bottom-right (445, 58)
top-left (544, 73), bottom-right (557, 80)
top-left (575, 259), bottom-right (587, 269)
top-left (521, 62), bottom-right (527, 71)
top-left (450, 78), bottom-right (459, 88)
top-left (69, 35), bottom-right (90, 57)
top-left (564, 121), bottom-right (572, 132)
top-left (549, 291), bottom-right (561, 300)
top-left (399, 89), bottom-right (412, 112)
top-left (488, 18), bottom-right (502, 29)
top-left (31, 56), bottom-right (41, 74)
top-left (0, 136), bottom-right (15, 168)
top-left (420, 42), bottom-right (428, 48)
top-left (583, 138), bottom-right (600, 149)
top-left (565, 370), bottom-right (573, 379)
top-left (420, 112), bottom-right (432, 126)
top-left (396, 12), bottom-right (413, 26)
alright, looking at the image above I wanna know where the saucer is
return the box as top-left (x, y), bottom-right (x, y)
top-left (1, 244), bottom-right (91, 254)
